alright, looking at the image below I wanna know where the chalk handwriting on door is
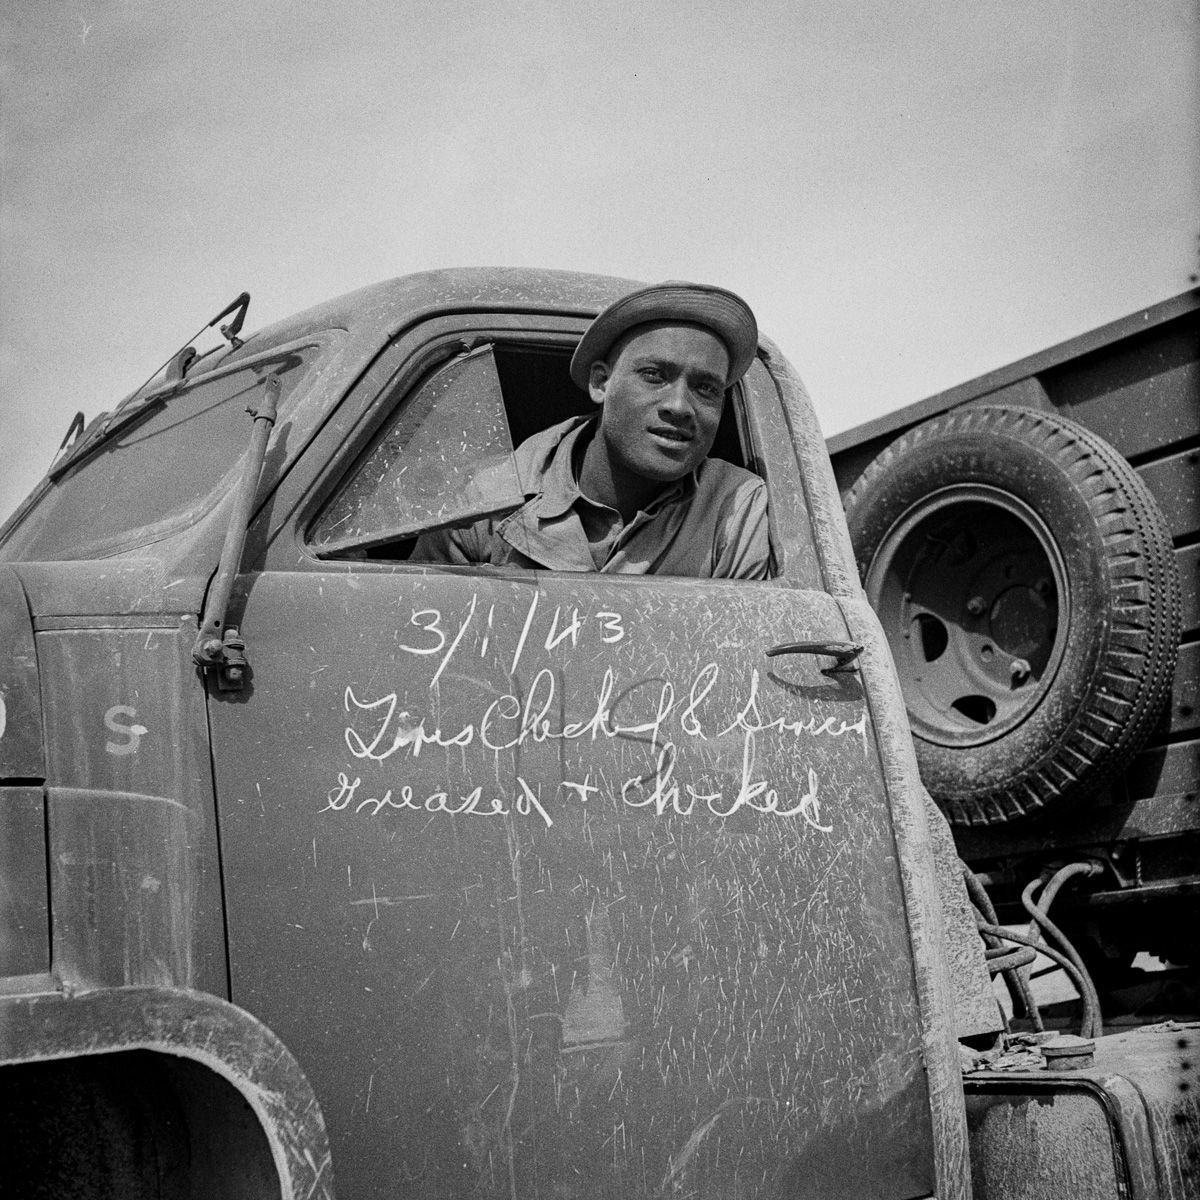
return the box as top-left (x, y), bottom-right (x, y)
top-left (321, 733), bottom-right (830, 831)
top-left (396, 596), bottom-right (625, 686)
top-left (314, 591), bottom-right (864, 833)
top-left (343, 663), bottom-right (865, 764)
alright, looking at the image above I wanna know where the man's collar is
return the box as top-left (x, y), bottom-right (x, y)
top-left (641, 471), bottom-right (696, 515)
top-left (528, 414), bottom-right (701, 520)
top-left (532, 417), bottom-right (594, 519)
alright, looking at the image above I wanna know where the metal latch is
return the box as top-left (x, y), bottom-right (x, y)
top-left (765, 640), bottom-right (864, 676)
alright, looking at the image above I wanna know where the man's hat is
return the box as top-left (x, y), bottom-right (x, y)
top-left (569, 281), bottom-right (758, 391)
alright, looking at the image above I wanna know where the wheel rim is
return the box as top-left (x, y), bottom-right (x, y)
top-left (865, 485), bottom-right (1069, 748)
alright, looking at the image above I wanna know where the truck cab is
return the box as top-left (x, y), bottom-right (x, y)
top-left (0, 269), bottom-right (1192, 1198)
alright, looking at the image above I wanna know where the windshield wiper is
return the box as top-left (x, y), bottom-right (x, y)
top-left (48, 292), bottom-right (252, 481)
top-left (50, 379), bottom-right (179, 480)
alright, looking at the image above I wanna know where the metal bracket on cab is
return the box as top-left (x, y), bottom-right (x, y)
top-left (192, 374), bottom-right (280, 689)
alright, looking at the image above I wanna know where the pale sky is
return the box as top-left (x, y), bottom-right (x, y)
top-left (3, 0), bottom-right (1197, 522)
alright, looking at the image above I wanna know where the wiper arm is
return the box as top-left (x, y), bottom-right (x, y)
top-left (49, 380), bottom-right (181, 480)
top-left (57, 411), bottom-right (86, 453)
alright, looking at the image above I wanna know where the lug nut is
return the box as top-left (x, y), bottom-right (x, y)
top-left (966, 596), bottom-right (986, 617)
top-left (1010, 658), bottom-right (1031, 683)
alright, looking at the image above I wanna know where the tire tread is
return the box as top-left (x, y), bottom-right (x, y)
top-left (844, 404), bottom-right (1182, 826)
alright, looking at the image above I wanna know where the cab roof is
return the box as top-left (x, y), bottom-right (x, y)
top-left (233, 267), bottom-right (644, 362)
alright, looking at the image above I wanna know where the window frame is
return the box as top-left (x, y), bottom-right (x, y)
top-left (307, 343), bottom-right (525, 558)
top-left (258, 315), bottom-right (819, 587)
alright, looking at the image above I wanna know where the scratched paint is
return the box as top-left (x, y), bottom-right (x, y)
top-left (323, 591), bottom-right (864, 834)
top-left (211, 568), bottom-right (935, 1199)
top-left (0, 564), bottom-right (44, 780)
top-left (35, 625), bottom-right (228, 995)
top-left (0, 271), bottom-right (953, 1197)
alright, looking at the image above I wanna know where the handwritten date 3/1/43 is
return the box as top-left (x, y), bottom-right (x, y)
top-left (395, 595), bottom-right (626, 689)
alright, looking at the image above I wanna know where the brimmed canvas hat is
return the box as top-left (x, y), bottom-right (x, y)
top-left (569, 281), bottom-right (758, 390)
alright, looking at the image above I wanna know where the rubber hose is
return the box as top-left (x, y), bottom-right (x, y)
top-left (976, 919), bottom-right (1101, 1041)
top-left (1038, 860), bottom-right (1102, 913)
top-left (985, 946), bottom-right (1038, 972)
top-left (964, 862), bottom-right (1043, 1030)
top-left (1021, 866), bottom-right (1104, 1039)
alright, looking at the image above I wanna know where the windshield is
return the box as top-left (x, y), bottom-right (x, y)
top-left (0, 346), bottom-right (316, 562)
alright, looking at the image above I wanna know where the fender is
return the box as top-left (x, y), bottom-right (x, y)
top-left (0, 984), bottom-right (334, 1200)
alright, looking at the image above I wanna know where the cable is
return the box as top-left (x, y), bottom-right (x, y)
top-left (1036, 861), bottom-right (1100, 915)
top-left (962, 862), bottom-right (1043, 1031)
top-left (984, 944), bottom-right (1037, 971)
top-left (1021, 864), bottom-right (1104, 1039)
top-left (976, 919), bottom-right (1101, 1040)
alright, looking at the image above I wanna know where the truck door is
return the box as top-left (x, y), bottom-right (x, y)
top-left (206, 316), bottom-right (941, 1200)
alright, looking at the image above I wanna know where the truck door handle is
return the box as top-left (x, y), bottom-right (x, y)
top-left (765, 640), bottom-right (863, 675)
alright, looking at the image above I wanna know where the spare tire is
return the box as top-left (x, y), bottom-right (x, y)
top-left (844, 405), bottom-right (1180, 826)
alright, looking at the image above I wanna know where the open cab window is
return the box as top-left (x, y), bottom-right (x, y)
top-left (309, 345), bottom-right (525, 558)
top-left (306, 336), bottom-right (764, 573)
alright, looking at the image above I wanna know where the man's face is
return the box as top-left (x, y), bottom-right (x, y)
top-left (588, 322), bottom-right (730, 486)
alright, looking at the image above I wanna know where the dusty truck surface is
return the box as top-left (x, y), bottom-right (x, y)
top-left (828, 290), bottom-right (1199, 1004)
top-left (0, 269), bottom-right (1194, 1199)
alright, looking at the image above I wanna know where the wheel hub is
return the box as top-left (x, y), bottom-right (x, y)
top-left (866, 485), bottom-right (1068, 748)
